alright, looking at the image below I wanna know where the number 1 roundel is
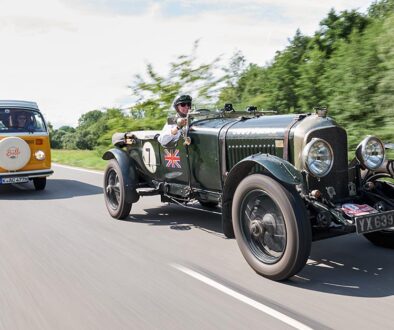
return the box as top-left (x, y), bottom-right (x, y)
top-left (142, 142), bottom-right (157, 173)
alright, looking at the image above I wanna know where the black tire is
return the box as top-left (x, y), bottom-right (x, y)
top-left (33, 177), bottom-right (46, 191)
top-left (104, 159), bottom-right (132, 219)
top-left (199, 200), bottom-right (219, 208)
top-left (222, 216), bottom-right (235, 239)
top-left (232, 174), bottom-right (311, 281)
top-left (363, 229), bottom-right (394, 248)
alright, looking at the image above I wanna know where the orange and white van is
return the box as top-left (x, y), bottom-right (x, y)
top-left (0, 100), bottom-right (53, 190)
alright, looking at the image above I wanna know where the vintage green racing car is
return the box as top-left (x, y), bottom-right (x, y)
top-left (102, 105), bottom-right (394, 281)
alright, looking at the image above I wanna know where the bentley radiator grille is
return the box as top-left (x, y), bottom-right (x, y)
top-left (226, 139), bottom-right (276, 170)
top-left (306, 126), bottom-right (349, 202)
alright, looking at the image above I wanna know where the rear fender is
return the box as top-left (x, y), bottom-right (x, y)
top-left (222, 154), bottom-right (302, 238)
top-left (102, 148), bottom-right (140, 203)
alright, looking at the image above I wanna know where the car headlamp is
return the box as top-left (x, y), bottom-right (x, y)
top-left (34, 150), bottom-right (46, 161)
top-left (356, 136), bottom-right (385, 170)
top-left (302, 138), bottom-right (334, 177)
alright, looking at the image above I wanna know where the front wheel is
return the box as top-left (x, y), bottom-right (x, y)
top-left (363, 229), bottom-right (394, 248)
top-left (232, 174), bottom-right (311, 281)
top-left (104, 159), bottom-right (132, 219)
top-left (33, 177), bottom-right (46, 191)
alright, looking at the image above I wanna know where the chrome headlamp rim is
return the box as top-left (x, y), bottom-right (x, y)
top-left (302, 138), bottom-right (334, 178)
top-left (356, 135), bottom-right (385, 170)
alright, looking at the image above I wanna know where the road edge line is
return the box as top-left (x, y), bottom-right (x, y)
top-left (52, 163), bottom-right (103, 175)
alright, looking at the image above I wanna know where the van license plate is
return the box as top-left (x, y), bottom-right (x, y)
top-left (1, 177), bottom-right (29, 184)
top-left (355, 210), bottom-right (394, 234)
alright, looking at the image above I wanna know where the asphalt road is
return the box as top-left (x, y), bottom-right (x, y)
top-left (1, 164), bottom-right (394, 330)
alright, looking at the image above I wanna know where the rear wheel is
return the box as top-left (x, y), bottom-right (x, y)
top-left (33, 177), bottom-right (46, 191)
top-left (104, 159), bottom-right (132, 219)
top-left (232, 174), bottom-right (311, 281)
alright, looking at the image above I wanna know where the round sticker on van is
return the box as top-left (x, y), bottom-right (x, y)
top-left (0, 137), bottom-right (31, 170)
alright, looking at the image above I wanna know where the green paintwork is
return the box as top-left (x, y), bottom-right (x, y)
top-left (109, 112), bottom-right (346, 197)
top-left (188, 127), bottom-right (222, 190)
top-left (227, 153), bottom-right (302, 186)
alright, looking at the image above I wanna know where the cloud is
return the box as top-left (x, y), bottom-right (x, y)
top-left (0, 17), bottom-right (75, 34)
top-left (0, 0), bottom-right (373, 128)
top-left (59, 0), bottom-right (150, 16)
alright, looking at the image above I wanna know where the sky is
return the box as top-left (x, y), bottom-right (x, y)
top-left (0, 0), bottom-right (374, 128)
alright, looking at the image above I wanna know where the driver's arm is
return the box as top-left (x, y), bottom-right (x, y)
top-left (158, 123), bottom-right (181, 147)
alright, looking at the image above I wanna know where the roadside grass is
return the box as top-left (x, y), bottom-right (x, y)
top-left (51, 149), bottom-right (107, 171)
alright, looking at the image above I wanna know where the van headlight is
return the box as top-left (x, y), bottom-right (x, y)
top-left (34, 150), bottom-right (46, 161)
top-left (356, 136), bottom-right (385, 170)
top-left (302, 138), bottom-right (334, 177)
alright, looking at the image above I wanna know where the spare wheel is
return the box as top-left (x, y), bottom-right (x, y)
top-left (0, 137), bottom-right (31, 171)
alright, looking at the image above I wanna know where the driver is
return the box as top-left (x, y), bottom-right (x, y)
top-left (158, 95), bottom-right (192, 147)
top-left (14, 112), bottom-right (29, 129)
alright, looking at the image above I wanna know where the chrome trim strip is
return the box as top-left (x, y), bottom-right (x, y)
top-left (0, 132), bottom-right (49, 137)
top-left (0, 169), bottom-right (53, 177)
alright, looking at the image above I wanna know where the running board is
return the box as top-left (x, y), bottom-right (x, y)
top-left (137, 187), bottom-right (160, 196)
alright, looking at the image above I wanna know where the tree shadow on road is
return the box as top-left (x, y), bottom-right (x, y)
top-left (122, 202), bottom-right (224, 238)
top-left (286, 234), bottom-right (394, 298)
top-left (0, 179), bottom-right (102, 200)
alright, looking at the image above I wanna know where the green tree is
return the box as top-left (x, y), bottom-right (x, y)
top-left (262, 29), bottom-right (310, 112)
top-left (296, 46), bottom-right (326, 111)
top-left (314, 9), bottom-right (368, 56)
top-left (50, 126), bottom-right (75, 149)
top-left (77, 110), bottom-right (104, 128)
top-left (129, 40), bottom-right (223, 126)
top-left (217, 51), bottom-right (247, 107)
top-left (368, 0), bottom-right (394, 19)
top-left (322, 21), bottom-right (384, 147)
top-left (374, 13), bottom-right (394, 142)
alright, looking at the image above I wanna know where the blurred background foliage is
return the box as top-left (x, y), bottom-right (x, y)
top-left (50, 0), bottom-right (394, 154)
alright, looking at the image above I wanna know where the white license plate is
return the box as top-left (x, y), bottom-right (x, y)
top-left (1, 177), bottom-right (29, 184)
top-left (355, 210), bottom-right (394, 234)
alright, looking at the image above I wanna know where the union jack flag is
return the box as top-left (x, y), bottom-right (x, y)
top-left (164, 149), bottom-right (181, 168)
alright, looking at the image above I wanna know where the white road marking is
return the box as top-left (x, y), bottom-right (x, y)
top-left (172, 264), bottom-right (313, 330)
top-left (315, 263), bottom-right (334, 269)
top-left (323, 282), bottom-right (359, 289)
top-left (293, 275), bottom-right (311, 281)
top-left (53, 163), bottom-right (103, 175)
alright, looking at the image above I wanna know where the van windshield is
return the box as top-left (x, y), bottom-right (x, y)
top-left (0, 108), bottom-right (47, 133)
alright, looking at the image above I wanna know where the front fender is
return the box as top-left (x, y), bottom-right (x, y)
top-left (221, 154), bottom-right (302, 239)
top-left (231, 154), bottom-right (302, 185)
top-left (102, 148), bottom-right (140, 203)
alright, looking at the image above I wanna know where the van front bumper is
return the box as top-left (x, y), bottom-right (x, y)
top-left (0, 169), bottom-right (53, 184)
